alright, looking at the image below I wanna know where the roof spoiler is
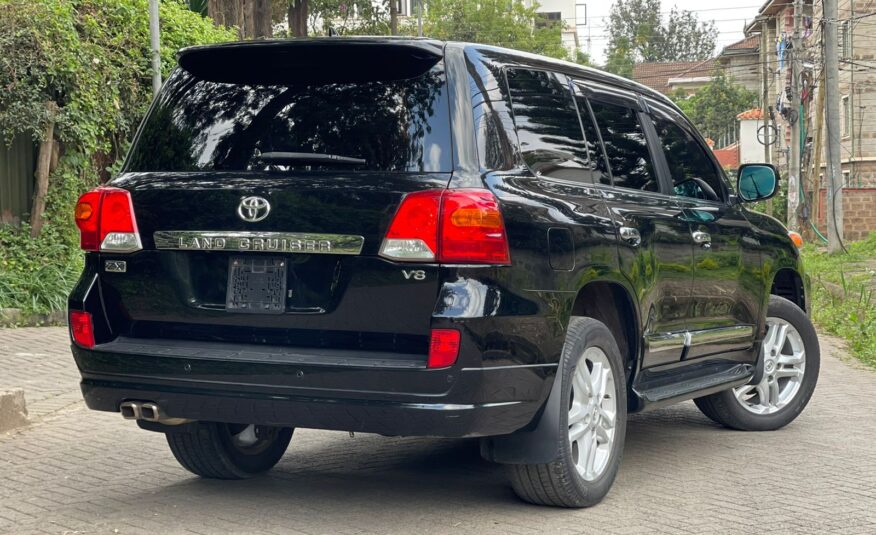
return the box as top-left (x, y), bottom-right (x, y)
top-left (178, 38), bottom-right (445, 85)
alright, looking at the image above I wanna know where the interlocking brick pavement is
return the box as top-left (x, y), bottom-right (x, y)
top-left (1, 327), bottom-right (875, 534)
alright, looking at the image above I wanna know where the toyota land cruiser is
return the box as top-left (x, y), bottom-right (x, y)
top-left (69, 38), bottom-right (819, 507)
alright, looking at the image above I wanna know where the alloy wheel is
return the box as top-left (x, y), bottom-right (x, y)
top-left (568, 347), bottom-right (617, 481)
top-left (227, 424), bottom-right (279, 455)
top-left (733, 317), bottom-right (807, 415)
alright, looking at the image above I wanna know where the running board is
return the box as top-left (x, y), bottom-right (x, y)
top-left (632, 361), bottom-right (754, 410)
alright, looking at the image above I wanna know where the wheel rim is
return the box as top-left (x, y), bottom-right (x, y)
top-left (226, 424), bottom-right (278, 455)
top-left (568, 347), bottom-right (617, 482)
top-left (733, 317), bottom-right (806, 415)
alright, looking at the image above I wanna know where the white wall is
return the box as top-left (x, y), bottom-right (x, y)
top-left (739, 119), bottom-right (763, 164)
top-left (525, 0), bottom-right (579, 55)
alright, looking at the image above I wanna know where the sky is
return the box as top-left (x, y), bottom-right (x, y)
top-left (580, 1), bottom-right (765, 64)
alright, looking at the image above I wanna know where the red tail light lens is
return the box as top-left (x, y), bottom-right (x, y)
top-left (379, 189), bottom-right (510, 265)
top-left (74, 187), bottom-right (142, 253)
top-left (428, 329), bottom-right (461, 368)
top-left (440, 190), bottom-right (510, 264)
top-left (74, 190), bottom-right (102, 251)
top-left (379, 190), bottom-right (442, 261)
top-left (69, 311), bottom-right (95, 348)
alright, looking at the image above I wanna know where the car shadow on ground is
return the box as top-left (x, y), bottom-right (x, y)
top-left (110, 403), bottom-right (723, 515)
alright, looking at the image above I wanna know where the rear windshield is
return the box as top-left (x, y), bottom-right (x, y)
top-left (125, 63), bottom-right (452, 173)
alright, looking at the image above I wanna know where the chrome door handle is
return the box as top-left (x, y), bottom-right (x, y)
top-left (692, 230), bottom-right (711, 248)
top-left (619, 226), bottom-right (641, 246)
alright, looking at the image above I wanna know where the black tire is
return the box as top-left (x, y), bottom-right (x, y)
top-left (694, 295), bottom-right (820, 431)
top-left (507, 317), bottom-right (627, 508)
top-left (166, 422), bottom-right (293, 479)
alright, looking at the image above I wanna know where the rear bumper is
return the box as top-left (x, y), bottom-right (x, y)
top-left (72, 340), bottom-right (552, 437)
top-left (79, 379), bottom-right (536, 437)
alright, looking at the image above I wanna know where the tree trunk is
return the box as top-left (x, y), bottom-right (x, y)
top-left (252, 0), bottom-right (272, 38)
top-left (287, 0), bottom-right (308, 37)
top-left (389, 0), bottom-right (398, 35)
top-left (30, 102), bottom-right (58, 238)
top-left (208, 0), bottom-right (243, 38)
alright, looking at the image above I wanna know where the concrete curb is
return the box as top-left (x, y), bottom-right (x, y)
top-left (0, 308), bottom-right (66, 328)
top-left (0, 389), bottom-right (28, 433)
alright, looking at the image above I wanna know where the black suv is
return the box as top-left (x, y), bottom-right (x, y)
top-left (69, 39), bottom-right (819, 507)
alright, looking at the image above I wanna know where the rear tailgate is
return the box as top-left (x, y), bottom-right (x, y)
top-left (95, 40), bottom-right (454, 358)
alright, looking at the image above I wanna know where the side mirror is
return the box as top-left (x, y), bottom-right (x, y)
top-left (736, 164), bottom-right (779, 202)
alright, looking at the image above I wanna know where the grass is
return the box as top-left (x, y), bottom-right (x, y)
top-left (0, 223), bottom-right (83, 317)
top-left (801, 233), bottom-right (876, 368)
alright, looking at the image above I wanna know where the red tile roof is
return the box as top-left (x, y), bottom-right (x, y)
top-left (712, 142), bottom-right (740, 169)
top-left (631, 59), bottom-right (716, 94)
top-left (723, 35), bottom-right (759, 52)
top-left (737, 108), bottom-right (764, 120)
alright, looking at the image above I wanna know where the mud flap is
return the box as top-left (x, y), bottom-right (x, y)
top-left (479, 371), bottom-right (563, 465)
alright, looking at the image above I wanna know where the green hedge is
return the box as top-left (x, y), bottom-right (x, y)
top-left (0, 0), bottom-right (235, 315)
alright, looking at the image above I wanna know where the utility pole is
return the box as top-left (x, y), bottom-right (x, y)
top-left (788, 0), bottom-right (803, 231)
top-left (760, 18), bottom-right (770, 165)
top-left (824, 0), bottom-right (844, 252)
top-left (148, 0), bottom-right (161, 98)
top-left (417, 0), bottom-right (423, 37)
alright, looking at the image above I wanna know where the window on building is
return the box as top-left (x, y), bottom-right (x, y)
top-left (588, 100), bottom-right (660, 192)
top-left (842, 95), bottom-right (851, 137)
top-left (843, 170), bottom-right (851, 187)
top-left (536, 11), bottom-right (563, 28)
top-left (840, 20), bottom-right (851, 59)
top-left (506, 69), bottom-right (593, 182)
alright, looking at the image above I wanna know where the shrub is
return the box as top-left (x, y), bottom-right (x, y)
top-left (0, 0), bottom-right (235, 315)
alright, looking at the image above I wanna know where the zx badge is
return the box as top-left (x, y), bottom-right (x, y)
top-left (402, 270), bottom-right (426, 281)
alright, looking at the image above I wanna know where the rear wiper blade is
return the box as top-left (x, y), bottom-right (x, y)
top-left (254, 152), bottom-right (367, 166)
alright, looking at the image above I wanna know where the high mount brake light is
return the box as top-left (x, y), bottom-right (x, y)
top-left (379, 189), bottom-right (511, 265)
top-left (74, 187), bottom-right (142, 253)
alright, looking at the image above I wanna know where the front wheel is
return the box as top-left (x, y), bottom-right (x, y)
top-left (695, 295), bottom-right (820, 431)
top-left (507, 317), bottom-right (627, 508)
top-left (166, 422), bottom-right (293, 479)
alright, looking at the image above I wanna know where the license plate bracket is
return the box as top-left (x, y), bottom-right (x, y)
top-left (226, 256), bottom-right (287, 314)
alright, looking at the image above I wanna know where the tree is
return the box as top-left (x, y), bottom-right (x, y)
top-left (207, 0), bottom-right (273, 38)
top-left (420, 0), bottom-right (569, 60)
top-left (605, 0), bottom-right (717, 74)
top-left (672, 70), bottom-right (757, 143)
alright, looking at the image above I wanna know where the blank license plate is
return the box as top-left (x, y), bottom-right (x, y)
top-left (226, 256), bottom-right (287, 314)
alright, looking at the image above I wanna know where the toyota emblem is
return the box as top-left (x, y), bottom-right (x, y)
top-left (237, 196), bottom-right (271, 223)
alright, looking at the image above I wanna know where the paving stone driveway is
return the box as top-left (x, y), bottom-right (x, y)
top-left (1, 327), bottom-right (875, 535)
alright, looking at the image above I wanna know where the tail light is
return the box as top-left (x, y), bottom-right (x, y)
top-left (788, 231), bottom-right (803, 248)
top-left (379, 189), bottom-right (510, 264)
top-left (428, 329), bottom-right (461, 368)
top-left (69, 311), bottom-right (95, 348)
top-left (74, 187), bottom-right (142, 253)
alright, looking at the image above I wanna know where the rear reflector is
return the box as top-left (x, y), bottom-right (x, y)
top-left (70, 311), bottom-right (95, 348)
top-left (379, 189), bottom-right (510, 264)
top-left (74, 187), bottom-right (142, 253)
top-left (428, 329), bottom-right (461, 369)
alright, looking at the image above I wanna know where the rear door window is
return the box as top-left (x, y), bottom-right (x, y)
top-left (505, 69), bottom-right (594, 182)
top-left (125, 63), bottom-right (452, 173)
top-left (587, 99), bottom-right (660, 193)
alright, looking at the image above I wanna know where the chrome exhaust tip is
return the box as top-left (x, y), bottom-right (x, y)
top-left (140, 402), bottom-right (160, 422)
top-left (120, 401), bottom-right (141, 420)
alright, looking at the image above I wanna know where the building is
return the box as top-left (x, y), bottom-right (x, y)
top-left (716, 36), bottom-right (761, 95)
top-left (737, 108), bottom-right (766, 165)
top-left (631, 59), bottom-right (715, 95)
top-left (524, 0), bottom-right (580, 57)
top-left (745, 0), bottom-right (876, 241)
